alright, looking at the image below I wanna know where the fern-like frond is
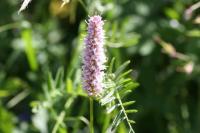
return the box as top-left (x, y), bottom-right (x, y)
top-left (31, 67), bottom-right (88, 133)
top-left (99, 58), bottom-right (139, 133)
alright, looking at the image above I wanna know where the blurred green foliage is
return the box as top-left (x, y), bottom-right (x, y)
top-left (0, 0), bottom-right (200, 133)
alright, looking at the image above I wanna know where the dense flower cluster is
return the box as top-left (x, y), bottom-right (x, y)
top-left (82, 15), bottom-right (106, 96)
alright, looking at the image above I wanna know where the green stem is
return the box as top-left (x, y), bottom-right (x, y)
top-left (0, 22), bottom-right (19, 32)
top-left (116, 92), bottom-right (134, 133)
top-left (90, 98), bottom-right (94, 133)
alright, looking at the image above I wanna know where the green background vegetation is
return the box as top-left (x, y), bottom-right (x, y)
top-left (0, 0), bottom-right (200, 133)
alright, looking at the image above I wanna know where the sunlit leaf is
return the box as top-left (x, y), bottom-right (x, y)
top-left (21, 29), bottom-right (38, 71)
top-left (18, 0), bottom-right (32, 13)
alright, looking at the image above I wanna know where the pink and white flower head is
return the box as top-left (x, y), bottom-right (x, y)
top-left (82, 15), bottom-right (106, 96)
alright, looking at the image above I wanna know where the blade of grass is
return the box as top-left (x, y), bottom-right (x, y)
top-left (21, 29), bottom-right (38, 71)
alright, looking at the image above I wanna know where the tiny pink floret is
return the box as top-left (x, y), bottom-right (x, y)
top-left (82, 15), bottom-right (106, 96)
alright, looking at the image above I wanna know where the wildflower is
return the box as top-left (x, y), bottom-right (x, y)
top-left (82, 15), bottom-right (106, 96)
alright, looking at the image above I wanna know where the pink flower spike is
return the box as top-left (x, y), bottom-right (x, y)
top-left (82, 15), bottom-right (106, 96)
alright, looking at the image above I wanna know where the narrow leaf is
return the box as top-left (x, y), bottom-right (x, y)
top-left (55, 67), bottom-right (64, 88)
top-left (119, 90), bottom-right (132, 99)
top-left (122, 101), bottom-right (136, 107)
top-left (124, 82), bottom-right (139, 91)
top-left (128, 120), bottom-right (136, 124)
top-left (47, 72), bottom-right (54, 90)
top-left (109, 58), bottom-right (116, 73)
top-left (118, 78), bottom-right (132, 86)
top-left (115, 60), bottom-right (130, 77)
top-left (125, 109), bottom-right (138, 114)
top-left (111, 110), bottom-right (123, 131)
top-left (22, 29), bottom-right (38, 71)
top-left (66, 78), bottom-right (73, 93)
top-left (106, 104), bottom-right (120, 114)
top-left (101, 96), bottom-right (115, 106)
top-left (116, 69), bottom-right (132, 81)
top-left (104, 81), bottom-right (116, 89)
top-left (114, 117), bottom-right (126, 130)
top-left (101, 89), bottom-right (115, 102)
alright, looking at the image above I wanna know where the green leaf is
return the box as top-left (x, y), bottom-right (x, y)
top-left (122, 101), bottom-right (136, 107)
top-left (101, 89), bottom-right (115, 101)
top-left (104, 81), bottom-right (116, 89)
top-left (128, 120), bottom-right (136, 124)
top-left (118, 78), bottom-right (132, 86)
top-left (114, 116), bottom-right (126, 131)
top-left (125, 109), bottom-right (138, 114)
top-left (117, 81), bottom-right (137, 93)
top-left (119, 90), bottom-right (132, 99)
top-left (187, 29), bottom-right (200, 37)
top-left (101, 60), bottom-right (138, 133)
top-left (115, 60), bottom-right (130, 77)
top-left (124, 82), bottom-right (139, 91)
top-left (21, 29), bottom-right (38, 71)
top-left (109, 58), bottom-right (116, 74)
top-left (66, 78), bottom-right (73, 93)
top-left (116, 69), bottom-right (132, 81)
top-left (106, 104), bottom-right (120, 114)
top-left (55, 67), bottom-right (64, 88)
top-left (118, 123), bottom-right (128, 133)
top-left (0, 90), bottom-right (9, 98)
top-left (43, 86), bottom-right (50, 101)
top-left (164, 8), bottom-right (179, 19)
top-left (47, 72), bottom-right (54, 90)
top-left (111, 110), bottom-right (123, 131)
top-left (101, 96), bottom-right (115, 106)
